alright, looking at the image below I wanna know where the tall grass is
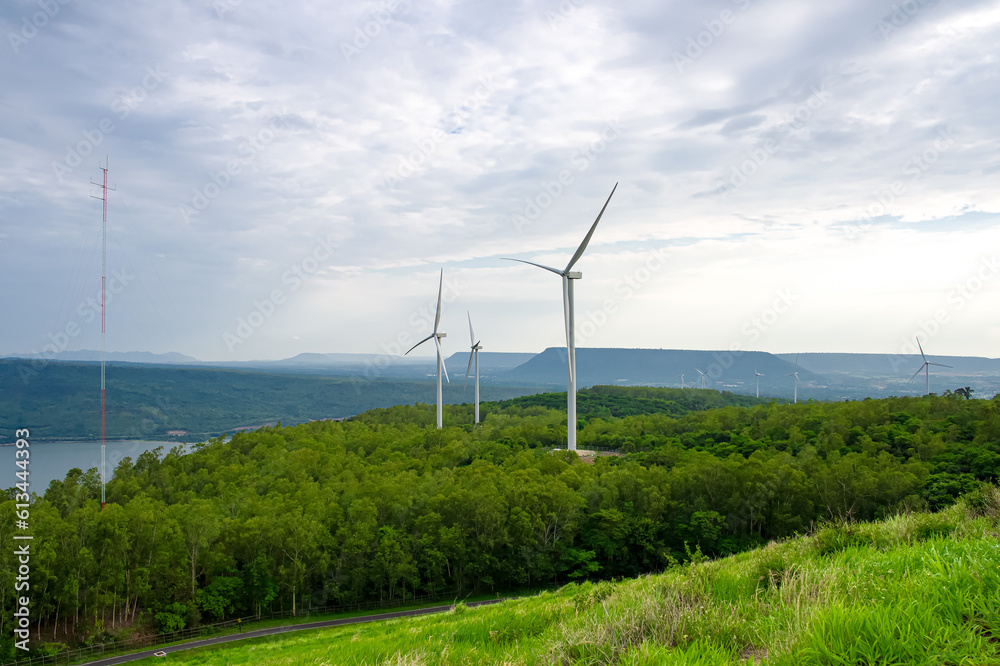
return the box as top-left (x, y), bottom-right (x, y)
top-left (159, 487), bottom-right (1000, 665)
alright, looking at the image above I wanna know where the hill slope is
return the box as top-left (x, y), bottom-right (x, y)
top-left (0, 359), bottom-right (545, 441)
top-left (159, 486), bottom-right (1000, 665)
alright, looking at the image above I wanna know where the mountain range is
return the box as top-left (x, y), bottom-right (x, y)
top-left (5, 347), bottom-right (998, 400)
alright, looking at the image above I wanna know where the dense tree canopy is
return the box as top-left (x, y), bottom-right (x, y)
top-left (2, 387), bottom-right (998, 658)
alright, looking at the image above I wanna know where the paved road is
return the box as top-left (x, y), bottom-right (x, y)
top-left (78, 599), bottom-right (506, 665)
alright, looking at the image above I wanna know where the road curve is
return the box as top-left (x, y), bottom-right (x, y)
top-left (78, 599), bottom-right (507, 665)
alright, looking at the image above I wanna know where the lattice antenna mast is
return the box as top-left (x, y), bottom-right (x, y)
top-left (91, 158), bottom-right (115, 509)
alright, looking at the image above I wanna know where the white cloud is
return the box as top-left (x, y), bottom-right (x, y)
top-left (1, 0), bottom-right (998, 360)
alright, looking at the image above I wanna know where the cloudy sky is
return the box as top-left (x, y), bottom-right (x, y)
top-left (2, 0), bottom-right (998, 363)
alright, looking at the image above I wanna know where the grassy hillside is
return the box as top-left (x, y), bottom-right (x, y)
top-left (154, 485), bottom-right (1000, 664)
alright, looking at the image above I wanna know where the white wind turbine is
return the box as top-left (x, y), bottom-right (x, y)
top-left (754, 368), bottom-right (764, 398)
top-left (681, 374), bottom-right (685, 389)
top-left (465, 312), bottom-right (482, 424)
top-left (503, 183), bottom-right (618, 451)
top-left (786, 356), bottom-right (800, 403)
top-left (405, 269), bottom-right (449, 429)
top-left (908, 338), bottom-right (952, 395)
top-left (696, 368), bottom-right (707, 389)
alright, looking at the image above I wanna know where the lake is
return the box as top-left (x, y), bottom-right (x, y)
top-left (3, 439), bottom-right (193, 496)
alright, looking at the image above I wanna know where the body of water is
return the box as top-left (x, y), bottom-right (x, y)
top-left (4, 439), bottom-right (192, 496)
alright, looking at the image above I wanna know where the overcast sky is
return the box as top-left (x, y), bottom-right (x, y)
top-left (2, 0), bottom-right (998, 363)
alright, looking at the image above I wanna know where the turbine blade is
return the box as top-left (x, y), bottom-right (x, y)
top-left (928, 362), bottom-right (953, 368)
top-left (434, 269), bottom-right (444, 333)
top-left (465, 349), bottom-right (474, 389)
top-left (564, 182), bottom-right (618, 273)
top-left (405, 334), bottom-right (434, 355)
top-left (916, 337), bottom-right (926, 362)
top-left (435, 336), bottom-right (450, 383)
top-left (467, 311), bottom-right (475, 345)
top-left (908, 364), bottom-right (927, 382)
top-left (501, 257), bottom-right (564, 276)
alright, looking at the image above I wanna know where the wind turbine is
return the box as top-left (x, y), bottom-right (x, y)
top-left (405, 269), bottom-right (449, 429)
top-left (908, 338), bottom-right (952, 395)
top-left (786, 356), bottom-right (799, 403)
top-left (465, 312), bottom-right (482, 424)
top-left (754, 368), bottom-right (764, 398)
top-left (681, 374), bottom-right (685, 389)
top-left (696, 368), bottom-right (706, 389)
top-left (503, 183), bottom-right (618, 451)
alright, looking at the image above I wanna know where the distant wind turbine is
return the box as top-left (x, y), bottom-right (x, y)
top-left (908, 338), bottom-right (952, 396)
top-left (696, 368), bottom-right (706, 389)
top-left (465, 312), bottom-right (482, 424)
top-left (754, 368), bottom-right (764, 398)
top-left (405, 269), bottom-right (449, 429)
top-left (681, 374), bottom-right (685, 389)
top-left (503, 183), bottom-right (618, 451)
top-left (786, 356), bottom-right (799, 403)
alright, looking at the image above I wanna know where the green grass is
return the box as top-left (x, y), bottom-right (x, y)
top-left (152, 486), bottom-right (1000, 665)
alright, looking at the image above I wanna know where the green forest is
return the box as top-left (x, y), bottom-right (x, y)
top-left (2, 386), bottom-right (999, 660)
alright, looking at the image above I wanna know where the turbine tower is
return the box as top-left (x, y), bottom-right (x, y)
top-left (786, 356), bottom-right (800, 403)
top-left (465, 312), bottom-right (482, 424)
top-left (405, 269), bottom-right (449, 428)
top-left (696, 368), bottom-right (707, 389)
top-left (503, 183), bottom-right (618, 451)
top-left (908, 338), bottom-right (952, 395)
top-left (754, 368), bottom-right (764, 398)
top-left (681, 374), bottom-right (685, 389)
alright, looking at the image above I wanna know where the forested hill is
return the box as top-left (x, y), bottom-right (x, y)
top-left (490, 385), bottom-right (772, 420)
top-left (149, 489), bottom-right (1000, 665)
top-left (0, 360), bottom-right (545, 442)
top-left (3, 389), bottom-right (998, 659)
